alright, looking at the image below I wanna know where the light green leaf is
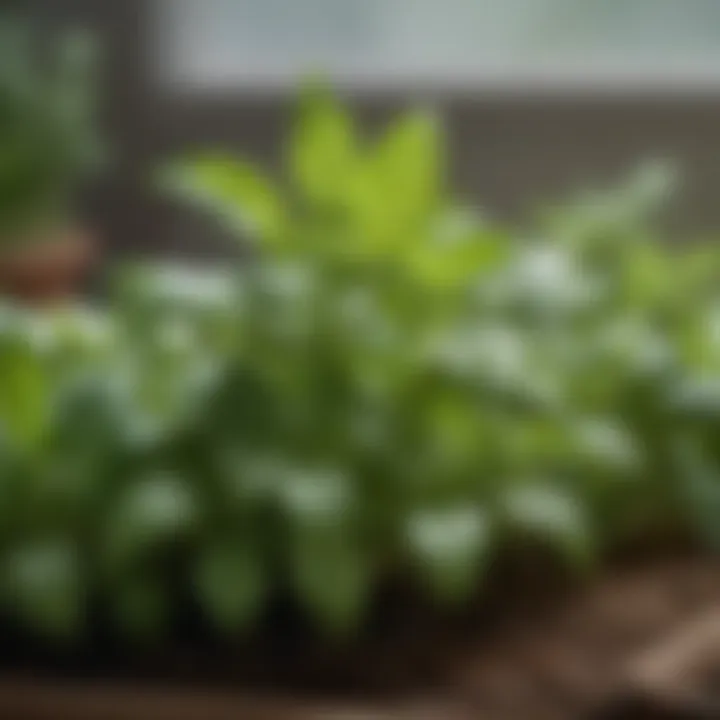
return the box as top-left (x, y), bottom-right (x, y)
top-left (161, 155), bottom-right (284, 243)
top-left (0, 335), bottom-right (49, 449)
top-left (412, 217), bottom-right (510, 288)
top-left (371, 110), bottom-right (443, 237)
top-left (289, 86), bottom-right (356, 206)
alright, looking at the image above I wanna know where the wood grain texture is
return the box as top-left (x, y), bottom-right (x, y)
top-left (0, 679), bottom-right (464, 720)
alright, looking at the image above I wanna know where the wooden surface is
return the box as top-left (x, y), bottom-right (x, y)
top-left (593, 611), bottom-right (720, 719)
top-left (0, 679), bottom-right (464, 720)
top-left (0, 558), bottom-right (719, 720)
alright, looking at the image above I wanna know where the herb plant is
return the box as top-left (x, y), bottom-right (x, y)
top-left (0, 17), bottom-right (100, 244)
top-left (0, 92), bottom-right (718, 644)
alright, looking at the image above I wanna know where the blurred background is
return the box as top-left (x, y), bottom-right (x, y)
top-left (3, 5), bottom-right (720, 718)
top-left (18, 0), bottom-right (720, 259)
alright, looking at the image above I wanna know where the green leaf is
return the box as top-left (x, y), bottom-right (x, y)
top-left (194, 537), bottom-right (266, 634)
top-left (406, 506), bottom-right (491, 605)
top-left (572, 418), bottom-right (643, 476)
top-left (0, 334), bottom-right (49, 449)
top-left (0, 21), bottom-right (100, 238)
top-left (279, 467), bottom-right (371, 634)
top-left (50, 373), bottom-right (124, 453)
top-left (412, 214), bottom-right (510, 288)
top-left (4, 541), bottom-right (83, 639)
top-left (289, 86), bottom-right (356, 206)
top-left (110, 574), bottom-right (170, 642)
top-left (673, 439), bottom-right (720, 551)
top-left (161, 156), bottom-right (284, 244)
top-left (279, 466), bottom-right (353, 522)
top-left (291, 530), bottom-right (372, 636)
top-left (502, 484), bottom-right (594, 568)
top-left (670, 376), bottom-right (720, 420)
top-left (371, 110), bottom-right (443, 237)
top-left (102, 473), bottom-right (200, 568)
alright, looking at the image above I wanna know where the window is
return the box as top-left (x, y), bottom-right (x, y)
top-left (37, 0), bottom-right (720, 255)
top-left (158, 0), bottom-right (720, 92)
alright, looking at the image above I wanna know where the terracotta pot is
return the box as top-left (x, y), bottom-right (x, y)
top-left (0, 228), bottom-right (95, 304)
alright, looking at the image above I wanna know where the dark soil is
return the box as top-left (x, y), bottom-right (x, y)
top-left (452, 552), bottom-right (720, 719)
top-left (1, 549), bottom-right (719, 719)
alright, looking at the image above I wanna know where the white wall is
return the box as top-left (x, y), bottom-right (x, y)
top-left (157, 0), bottom-right (720, 92)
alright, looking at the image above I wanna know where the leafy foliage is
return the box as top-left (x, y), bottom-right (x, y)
top-left (0, 17), bottom-right (101, 243)
top-left (0, 92), bottom-right (719, 643)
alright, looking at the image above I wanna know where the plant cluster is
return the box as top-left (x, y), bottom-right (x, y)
top-left (0, 17), bottom-right (100, 243)
top-left (0, 92), bottom-right (719, 642)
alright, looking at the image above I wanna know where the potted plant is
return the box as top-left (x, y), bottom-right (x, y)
top-left (0, 18), bottom-right (101, 302)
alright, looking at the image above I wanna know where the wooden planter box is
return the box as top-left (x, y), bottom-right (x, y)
top-left (0, 678), bottom-right (462, 720)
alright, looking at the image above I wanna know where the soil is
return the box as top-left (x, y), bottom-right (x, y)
top-left (0, 550), bottom-right (719, 719)
top-left (452, 552), bottom-right (720, 719)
